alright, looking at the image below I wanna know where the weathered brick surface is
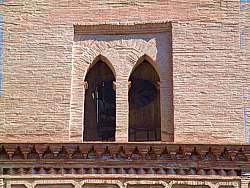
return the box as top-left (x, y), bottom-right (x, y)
top-left (0, 0), bottom-right (248, 143)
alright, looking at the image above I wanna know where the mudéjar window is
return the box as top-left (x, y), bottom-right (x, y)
top-left (71, 23), bottom-right (173, 142)
top-left (129, 60), bottom-right (161, 141)
top-left (83, 60), bottom-right (116, 141)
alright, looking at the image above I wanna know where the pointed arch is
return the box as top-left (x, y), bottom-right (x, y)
top-left (129, 54), bottom-right (160, 80)
top-left (85, 54), bottom-right (116, 80)
top-left (128, 56), bottom-right (161, 141)
top-left (83, 57), bottom-right (116, 141)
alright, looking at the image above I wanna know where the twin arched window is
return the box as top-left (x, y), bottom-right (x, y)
top-left (83, 58), bottom-right (160, 142)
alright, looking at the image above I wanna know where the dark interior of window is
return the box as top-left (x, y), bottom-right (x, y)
top-left (129, 60), bottom-right (161, 141)
top-left (83, 61), bottom-right (116, 141)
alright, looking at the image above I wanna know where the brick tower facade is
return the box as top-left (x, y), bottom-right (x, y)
top-left (0, 1), bottom-right (249, 188)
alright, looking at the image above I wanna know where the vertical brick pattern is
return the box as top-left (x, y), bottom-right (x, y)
top-left (0, 0), bottom-right (247, 143)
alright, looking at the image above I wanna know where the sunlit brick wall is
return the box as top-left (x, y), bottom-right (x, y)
top-left (0, 0), bottom-right (247, 143)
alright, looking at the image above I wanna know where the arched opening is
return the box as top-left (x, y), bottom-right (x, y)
top-left (129, 60), bottom-right (161, 141)
top-left (83, 60), bottom-right (116, 141)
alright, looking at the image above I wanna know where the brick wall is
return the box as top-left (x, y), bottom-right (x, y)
top-left (0, 0), bottom-right (248, 143)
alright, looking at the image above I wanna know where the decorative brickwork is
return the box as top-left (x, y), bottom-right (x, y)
top-left (0, 143), bottom-right (249, 177)
top-left (1, 178), bottom-right (242, 188)
top-left (0, 1), bottom-right (247, 143)
top-left (0, 0), bottom-right (249, 187)
top-left (70, 23), bottom-right (173, 142)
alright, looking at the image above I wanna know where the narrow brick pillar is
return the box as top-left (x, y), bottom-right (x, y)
top-left (69, 55), bottom-right (86, 142)
top-left (160, 79), bottom-right (174, 142)
top-left (160, 32), bottom-right (174, 142)
top-left (69, 81), bottom-right (85, 142)
top-left (115, 77), bottom-right (129, 142)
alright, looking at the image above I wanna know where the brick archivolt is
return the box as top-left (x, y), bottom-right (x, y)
top-left (73, 38), bottom-right (158, 78)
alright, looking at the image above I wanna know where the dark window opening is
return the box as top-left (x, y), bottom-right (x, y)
top-left (129, 60), bottom-right (161, 141)
top-left (83, 61), bottom-right (116, 141)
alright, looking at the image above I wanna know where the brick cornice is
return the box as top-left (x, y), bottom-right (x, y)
top-left (0, 143), bottom-right (249, 177)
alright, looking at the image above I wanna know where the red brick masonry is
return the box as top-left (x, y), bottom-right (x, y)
top-left (0, 143), bottom-right (250, 177)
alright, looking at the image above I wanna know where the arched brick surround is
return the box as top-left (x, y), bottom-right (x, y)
top-left (69, 23), bottom-right (173, 142)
